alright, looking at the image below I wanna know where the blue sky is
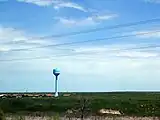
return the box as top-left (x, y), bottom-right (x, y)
top-left (0, 0), bottom-right (160, 92)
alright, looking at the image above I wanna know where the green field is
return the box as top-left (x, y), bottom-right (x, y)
top-left (0, 92), bottom-right (160, 117)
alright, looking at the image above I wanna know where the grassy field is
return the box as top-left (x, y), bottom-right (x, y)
top-left (0, 92), bottom-right (160, 118)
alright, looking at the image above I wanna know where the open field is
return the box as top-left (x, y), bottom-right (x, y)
top-left (0, 92), bottom-right (160, 119)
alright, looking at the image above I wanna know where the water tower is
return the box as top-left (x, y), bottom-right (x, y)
top-left (53, 68), bottom-right (60, 97)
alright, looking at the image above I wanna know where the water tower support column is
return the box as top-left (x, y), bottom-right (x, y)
top-left (55, 75), bottom-right (58, 97)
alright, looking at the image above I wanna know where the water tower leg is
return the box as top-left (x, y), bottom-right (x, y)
top-left (55, 76), bottom-right (58, 97)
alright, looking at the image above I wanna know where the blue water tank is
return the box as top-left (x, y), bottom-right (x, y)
top-left (53, 68), bottom-right (60, 76)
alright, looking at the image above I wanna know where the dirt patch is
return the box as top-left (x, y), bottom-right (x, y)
top-left (99, 109), bottom-right (121, 115)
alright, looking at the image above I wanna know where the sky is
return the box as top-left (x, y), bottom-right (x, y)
top-left (0, 0), bottom-right (160, 92)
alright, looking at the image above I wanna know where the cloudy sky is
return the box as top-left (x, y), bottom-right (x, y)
top-left (0, 0), bottom-right (160, 92)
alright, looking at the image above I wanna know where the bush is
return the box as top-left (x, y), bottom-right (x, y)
top-left (54, 113), bottom-right (60, 120)
top-left (0, 108), bottom-right (5, 120)
top-left (15, 116), bottom-right (25, 120)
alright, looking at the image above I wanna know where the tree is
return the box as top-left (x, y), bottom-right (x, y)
top-left (70, 96), bottom-right (91, 120)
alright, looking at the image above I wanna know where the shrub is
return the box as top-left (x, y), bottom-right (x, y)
top-left (16, 116), bottom-right (25, 120)
top-left (53, 113), bottom-right (60, 120)
top-left (0, 108), bottom-right (5, 120)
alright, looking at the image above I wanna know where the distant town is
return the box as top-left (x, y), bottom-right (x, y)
top-left (0, 93), bottom-right (71, 98)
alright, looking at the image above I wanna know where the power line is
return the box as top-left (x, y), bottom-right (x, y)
top-left (42, 18), bottom-right (160, 37)
top-left (1, 44), bottom-right (160, 62)
top-left (7, 30), bottom-right (160, 52)
top-left (40, 18), bottom-right (160, 38)
top-left (2, 18), bottom-right (160, 45)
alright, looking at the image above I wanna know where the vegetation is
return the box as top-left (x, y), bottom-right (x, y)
top-left (0, 108), bottom-right (5, 120)
top-left (0, 92), bottom-right (160, 117)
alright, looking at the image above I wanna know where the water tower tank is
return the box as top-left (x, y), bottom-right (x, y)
top-left (53, 68), bottom-right (60, 76)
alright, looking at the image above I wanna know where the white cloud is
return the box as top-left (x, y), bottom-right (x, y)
top-left (0, 25), bottom-right (55, 45)
top-left (0, 26), bottom-right (51, 46)
top-left (56, 14), bottom-right (117, 26)
top-left (16, 0), bottom-right (117, 27)
top-left (17, 0), bottom-right (53, 6)
top-left (95, 14), bottom-right (118, 20)
top-left (132, 29), bottom-right (160, 38)
top-left (0, 46), bottom-right (10, 52)
top-left (57, 17), bottom-right (97, 26)
top-left (0, 26), bottom-right (63, 57)
top-left (71, 45), bottom-right (160, 59)
top-left (0, 26), bottom-right (26, 42)
top-left (114, 51), bottom-right (159, 58)
top-left (53, 1), bottom-right (87, 12)
top-left (16, 0), bottom-right (87, 12)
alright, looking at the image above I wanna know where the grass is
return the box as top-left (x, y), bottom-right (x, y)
top-left (0, 92), bottom-right (160, 117)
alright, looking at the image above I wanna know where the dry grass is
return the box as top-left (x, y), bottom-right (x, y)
top-left (5, 115), bottom-right (160, 120)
